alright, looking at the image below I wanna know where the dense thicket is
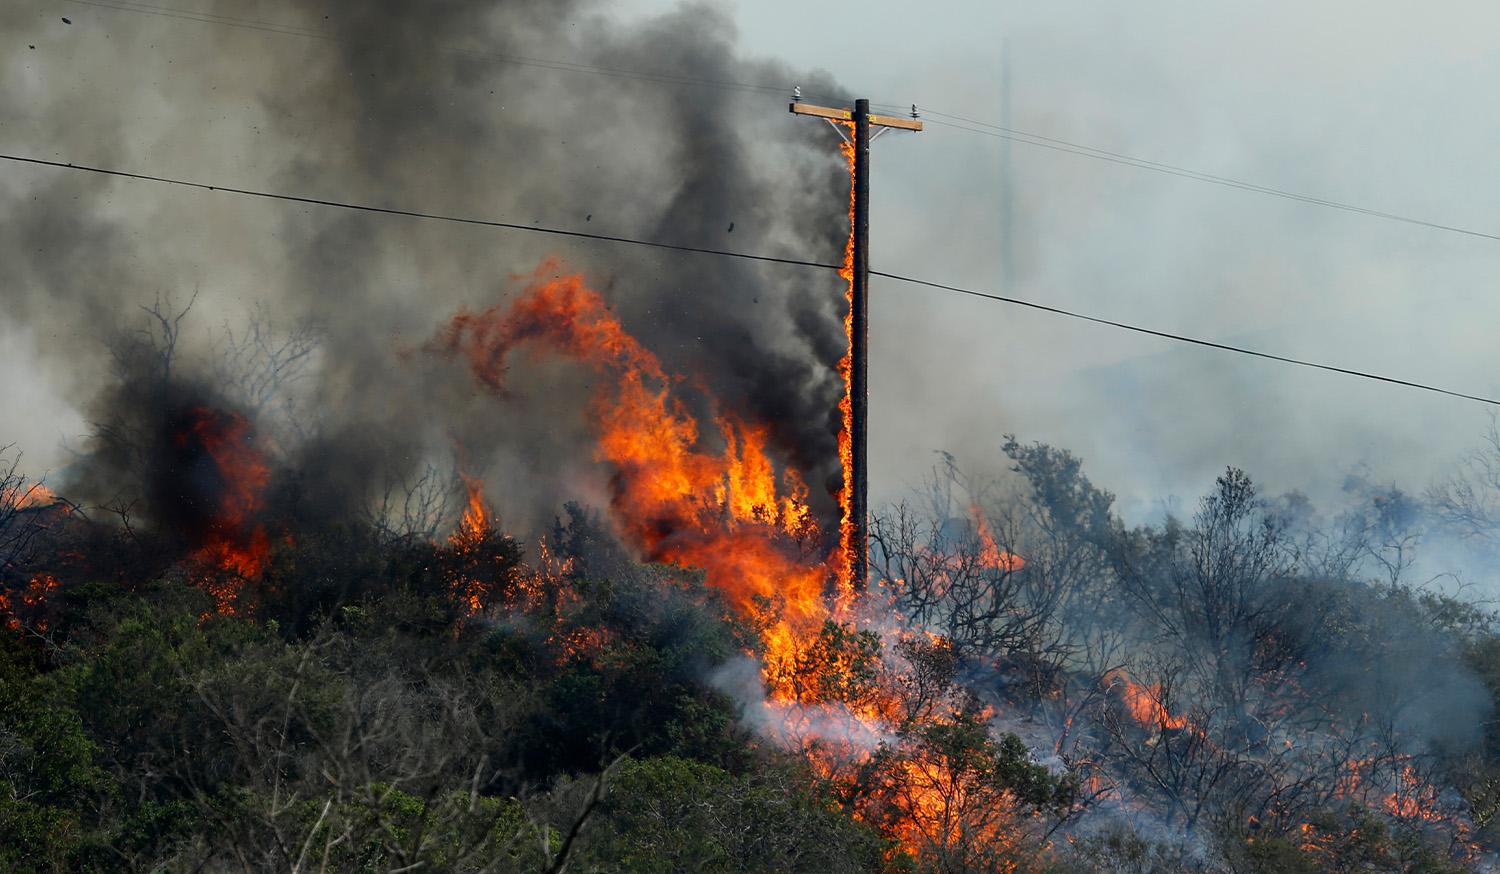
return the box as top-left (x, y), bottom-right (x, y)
top-left (0, 505), bottom-right (897, 872)
top-left (6, 441), bottom-right (1500, 872)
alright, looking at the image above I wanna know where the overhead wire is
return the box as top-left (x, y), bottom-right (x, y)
top-left (0, 153), bottom-right (840, 271)
top-left (917, 115), bottom-right (1500, 243)
top-left (4, 150), bottom-right (1495, 408)
top-left (868, 269), bottom-right (1500, 407)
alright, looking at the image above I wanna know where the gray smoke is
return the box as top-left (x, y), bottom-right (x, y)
top-left (0, 0), bottom-right (856, 536)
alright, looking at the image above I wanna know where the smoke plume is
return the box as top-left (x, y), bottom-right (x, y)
top-left (1, 0), bottom-right (853, 537)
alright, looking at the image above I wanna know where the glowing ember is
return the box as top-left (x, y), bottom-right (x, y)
top-left (0, 573), bottom-right (61, 632)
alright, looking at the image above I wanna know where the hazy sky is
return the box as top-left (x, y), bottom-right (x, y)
top-left (5, 0), bottom-right (1500, 524)
top-left (618, 0), bottom-right (1500, 516)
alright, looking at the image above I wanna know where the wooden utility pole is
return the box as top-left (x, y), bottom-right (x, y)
top-left (850, 99), bottom-right (871, 593)
top-left (790, 94), bottom-right (921, 591)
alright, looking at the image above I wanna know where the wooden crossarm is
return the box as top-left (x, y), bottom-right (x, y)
top-left (789, 102), bottom-right (922, 131)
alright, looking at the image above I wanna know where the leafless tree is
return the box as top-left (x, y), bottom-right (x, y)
top-left (214, 305), bottom-right (322, 445)
top-left (107, 289), bottom-right (197, 384)
top-left (70, 293), bottom-right (201, 509)
top-left (1431, 414), bottom-right (1500, 547)
top-left (873, 500), bottom-right (1062, 669)
top-left (0, 446), bottom-right (54, 578)
top-left (364, 462), bottom-right (459, 544)
top-left (872, 453), bottom-right (1106, 696)
top-left (1111, 469), bottom-right (1306, 724)
top-left (1330, 474), bottom-right (1426, 588)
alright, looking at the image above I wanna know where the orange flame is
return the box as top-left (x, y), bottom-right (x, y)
top-left (453, 473), bottom-right (493, 547)
top-left (1108, 671), bottom-right (1190, 731)
top-left (438, 262), bottom-right (834, 675)
top-left (1301, 755), bottom-right (1476, 863)
top-left (1384, 764), bottom-right (1443, 822)
top-left (434, 146), bottom-right (1021, 858)
top-left (836, 133), bottom-right (858, 599)
top-left (439, 260), bottom-right (1044, 861)
top-left (446, 473), bottom-right (496, 615)
top-left (884, 756), bottom-right (1023, 869)
top-left (1336, 757), bottom-right (1448, 825)
top-left (178, 407), bottom-right (272, 613)
top-left (970, 504), bottom-right (1025, 573)
top-left (3, 481), bottom-right (60, 510)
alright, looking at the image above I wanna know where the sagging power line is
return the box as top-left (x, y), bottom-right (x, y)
top-left (868, 269), bottom-right (1500, 407)
top-left (2, 150), bottom-right (1496, 409)
top-left (0, 153), bottom-right (838, 271)
top-left (920, 115), bottom-right (1500, 244)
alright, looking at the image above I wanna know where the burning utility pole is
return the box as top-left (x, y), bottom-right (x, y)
top-left (790, 93), bottom-right (921, 592)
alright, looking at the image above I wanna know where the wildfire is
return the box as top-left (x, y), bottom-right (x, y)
top-left (1335, 756), bottom-right (1448, 825)
top-left (437, 262), bottom-right (834, 673)
top-left (447, 473), bottom-right (498, 616)
top-left (433, 256), bottom-right (1053, 862)
top-left (3, 481), bottom-right (61, 510)
top-left (1384, 764), bottom-right (1443, 822)
top-left (971, 504), bottom-right (1026, 573)
top-left (868, 749), bottom-right (1025, 867)
top-left (453, 473), bottom-right (493, 547)
top-left (436, 175), bottom-right (1047, 860)
top-left (1108, 671), bottom-right (1191, 732)
top-left (836, 133), bottom-right (858, 598)
top-left (176, 406), bottom-right (273, 613)
top-left (0, 573), bottom-right (61, 632)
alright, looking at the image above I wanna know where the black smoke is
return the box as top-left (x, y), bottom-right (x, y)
top-left (2, 0), bottom-right (857, 537)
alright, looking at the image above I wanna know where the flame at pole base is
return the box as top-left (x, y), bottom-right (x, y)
top-left (437, 261), bottom-right (1042, 863)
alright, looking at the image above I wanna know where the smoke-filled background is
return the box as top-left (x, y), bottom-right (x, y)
top-left (2, 0), bottom-right (863, 535)
top-left (11, 4), bottom-right (1500, 869)
top-left (4, 0), bottom-right (1500, 566)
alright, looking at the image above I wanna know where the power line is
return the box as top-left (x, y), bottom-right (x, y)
top-left (869, 269), bottom-right (1500, 407)
top-left (55, 0), bottom-right (1500, 243)
top-left (4, 150), bottom-right (1495, 409)
top-left (919, 115), bottom-right (1500, 243)
top-left (0, 153), bottom-right (839, 271)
